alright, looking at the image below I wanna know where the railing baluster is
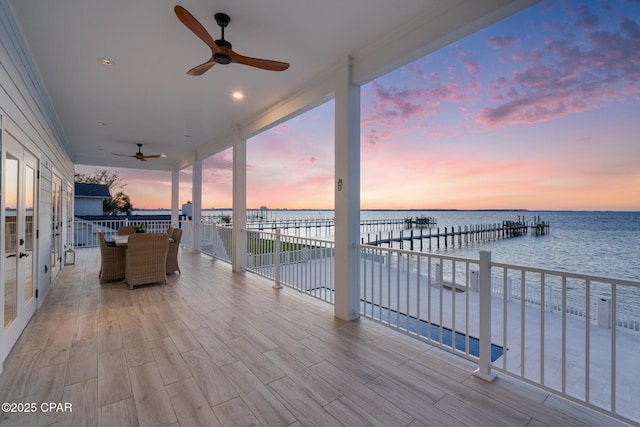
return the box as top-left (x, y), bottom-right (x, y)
top-left (520, 269), bottom-right (526, 379)
top-left (427, 258), bottom-right (432, 342)
top-left (502, 266), bottom-right (508, 371)
top-left (474, 250), bottom-right (496, 381)
top-left (451, 259), bottom-right (457, 353)
top-left (611, 282), bottom-right (617, 413)
top-left (561, 276), bottom-right (567, 394)
top-left (585, 279), bottom-right (591, 403)
top-left (406, 254), bottom-right (410, 334)
top-left (540, 272), bottom-right (545, 386)
top-left (416, 254), bottom-right (421, 339)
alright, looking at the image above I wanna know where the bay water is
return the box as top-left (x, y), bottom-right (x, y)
top-left (136, 209), bottom-right (640, 285)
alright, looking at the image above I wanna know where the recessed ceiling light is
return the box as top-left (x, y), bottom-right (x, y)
top-left (97, 121), bottom-right (107, 126)
top-left (98, 58), bottom-right (114, 66)
top-left (232, 91), bottom-right (244, 100)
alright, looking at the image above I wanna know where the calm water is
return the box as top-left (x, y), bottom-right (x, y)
top-left (137, 209), bottom-right (640, 282)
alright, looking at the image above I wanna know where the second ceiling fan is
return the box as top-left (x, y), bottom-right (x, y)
top-left (174, 5), bottom-right (290, 76)
top-left (112, 144), bottom-right (166, 162)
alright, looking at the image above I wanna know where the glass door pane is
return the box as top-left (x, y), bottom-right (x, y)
top-left (24, 166), bottom-right (35, 304)
top-left (51, 176), bottom-right (62, 275)
top-left (4, 154), bottom-right (18, 328)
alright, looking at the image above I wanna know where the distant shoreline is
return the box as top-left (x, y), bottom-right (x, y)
top-left (132, 208), bottom-right (639, 213)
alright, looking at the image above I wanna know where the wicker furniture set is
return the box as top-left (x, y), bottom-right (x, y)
top-left (98, 226), bottom-right (182, 289)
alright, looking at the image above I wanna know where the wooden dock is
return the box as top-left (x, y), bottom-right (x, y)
top-left (244, 217), bottom-right (408, 233)
top-left (364, 220), bottom-right (549, 250)
top-left (404, 216), bottom-right (437, 228)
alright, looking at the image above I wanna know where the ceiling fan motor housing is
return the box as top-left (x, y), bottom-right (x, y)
top-left (214, 39), bottom-right (232, 64)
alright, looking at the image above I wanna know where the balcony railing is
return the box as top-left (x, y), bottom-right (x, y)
top-left (243, 230), bottom-right (335, 303)
top-left (357, 245), bottom-right (640, 424)
top-left (222, 228), bottom-right (640, 424)
top-left (73, 218), bottom-right (173, 247)
top-left (74, 217), bottom-right (640, 423)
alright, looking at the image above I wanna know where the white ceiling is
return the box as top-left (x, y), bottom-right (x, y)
top-left (9, 0), bottom-right (536, 171)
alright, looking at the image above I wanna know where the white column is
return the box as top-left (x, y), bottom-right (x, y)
top-left (171, 170), bottom-right (179, 226)
top-left (334, 57), bottom-right (360, 321)
top-left (232, 133), bottom-right (247, 272)
top-left (474, 250), bottom-right (497, 382)
top-left (190, 159), bottom-right (202, 253)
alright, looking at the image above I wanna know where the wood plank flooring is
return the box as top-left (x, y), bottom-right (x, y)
top-left (0, 247), bottom-right (632, 426)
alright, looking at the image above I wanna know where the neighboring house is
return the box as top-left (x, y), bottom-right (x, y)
top-left (74, 183), bottom-right (111, 216)
top-left (73, 183), bottom-right (111, 247)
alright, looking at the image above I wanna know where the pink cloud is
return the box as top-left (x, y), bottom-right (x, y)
top-left (363, 77), bottom-right (477, 127)
top-left (457, 49), bottom-right (481, 74)
top-left (203, 151), bottom-right (232, 170)
top-left (487, 35), bottom-right (516, 50)
top-left (570, 4), bottom-right (599, 30)
top-left (271, 124), bottom-right (290, 135)
top-left (363, 128), bottom-right (394, 146)
top-left (477, 86), bottom-right (614, 127)
top-left (477, 8), bottom-right (640, 129)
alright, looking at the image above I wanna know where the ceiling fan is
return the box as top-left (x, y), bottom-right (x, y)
top-left (174, 5), bottom-right (290, 75)
top-left (112, 144), bottom-right (166, 162)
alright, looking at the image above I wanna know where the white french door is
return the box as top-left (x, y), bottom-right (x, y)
top-left (2, 132), bottom-right (38, 362)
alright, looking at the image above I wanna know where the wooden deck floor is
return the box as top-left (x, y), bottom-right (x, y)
top-left (0, 247), bottom-right (631, 427)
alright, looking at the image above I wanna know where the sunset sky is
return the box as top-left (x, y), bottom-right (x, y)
top-left (77, 0), bottom-right (640, 211)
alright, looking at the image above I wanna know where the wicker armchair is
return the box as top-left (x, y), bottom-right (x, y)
top-left (97, 231), bottom-right (125, 284)
top-left (117, 226), bottom-right (136, 235)
top-left (125, 233), bottom-right (170, 289)
top-left (166, 228), bottom-right (182, 274)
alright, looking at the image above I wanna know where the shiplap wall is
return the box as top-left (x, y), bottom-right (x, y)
top-left (1, 0), bottom-right (75, 307)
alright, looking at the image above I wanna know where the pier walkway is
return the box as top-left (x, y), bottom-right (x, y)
top-left (365, 220), bottom-right (549, 250)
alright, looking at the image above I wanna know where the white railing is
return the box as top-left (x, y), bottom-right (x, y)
top-left (200, 223), bottom-right (232, 262)
top-left (357, 244), bottom-right (640, 425)
top-left (73, 218), bottom-right (172, 247)
top-left (118, 220), bottom-right (639, 424)
top-left (180, 218), bottom-right (232, 262)
top-left (489, 275), bottom-right (640, 331)
top-left (243, 229), bottom-right (335, 303)
top-left (488, 261), bottom-right (640, 422)
top-left (359, 245), bottom-right (482, 361)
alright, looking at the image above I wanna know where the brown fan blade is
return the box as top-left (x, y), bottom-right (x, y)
top-left (112, 153), bottom-right (136, 158)
top-left (230, 51), bottom-right (290, 71)
top-left (174, 6), bottom-right (219, 52)
top-left (139, 155), bottom-right (164, 159)
top-left (187, 59), bottom-right (216, 76)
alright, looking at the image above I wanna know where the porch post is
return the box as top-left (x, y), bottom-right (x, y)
top-left (171, 170), bottom-right (179, 227)
top-left (190, 159), bottom-right (202, 253)
top-left (232, 133), bottom-right (247, 272)
top-left (474, 250), bottom-right (497, 382)
top-left (334, 56), bottom-right (360, 321)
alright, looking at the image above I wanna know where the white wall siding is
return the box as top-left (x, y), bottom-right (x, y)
top-left (1, 0), bottom-right (75, 365)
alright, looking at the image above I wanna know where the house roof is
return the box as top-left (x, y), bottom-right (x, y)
top-left (74, 183), bottom-right (111, 199)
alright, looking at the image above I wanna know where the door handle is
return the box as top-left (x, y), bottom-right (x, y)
top-left (6, 253), bottom-right (16, 258)
top-left (19, 252), bottom-right (30, 258)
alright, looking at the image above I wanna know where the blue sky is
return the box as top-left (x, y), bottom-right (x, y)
top-left (78, 0), bottom-right (640, 210)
